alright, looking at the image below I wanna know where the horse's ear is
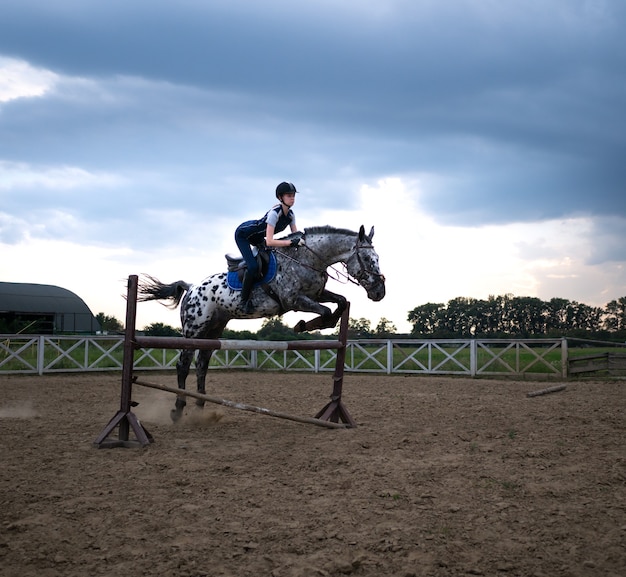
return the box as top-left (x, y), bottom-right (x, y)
top-left (358, 225), bottom-right (365, 241)
top-left (369, 226), bottom-right (375, 240)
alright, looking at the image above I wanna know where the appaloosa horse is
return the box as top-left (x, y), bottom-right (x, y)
top-left (137, 225), bottom-right (385, 420)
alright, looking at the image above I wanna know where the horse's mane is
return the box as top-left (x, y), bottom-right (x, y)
top-left (303, 225), bottom-right (358, 237)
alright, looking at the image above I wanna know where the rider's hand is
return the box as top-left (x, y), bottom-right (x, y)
top-left (290, 237), bottom-right (305, 247)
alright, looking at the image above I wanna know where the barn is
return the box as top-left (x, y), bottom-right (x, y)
top-left (0, 282), bottom-right (101, 334)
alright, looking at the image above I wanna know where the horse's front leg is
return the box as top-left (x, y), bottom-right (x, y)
top-left (173, 348), bottom-right (195, 421)
top-left (194, 349), bottom-right (214, 408)
top-left (320, 289), bottom-right (348, 321)
top-left (292, 291), bottom-right (347, 333)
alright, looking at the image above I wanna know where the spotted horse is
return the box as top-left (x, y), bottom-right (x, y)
top-left (137, 225), bottom-right (386, 421)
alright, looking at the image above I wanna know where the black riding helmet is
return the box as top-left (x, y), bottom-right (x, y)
top-left (275, 181), bottom-right (298, 200)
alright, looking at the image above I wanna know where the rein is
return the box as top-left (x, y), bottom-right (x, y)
top-left (276, 240), bottom-right (381, 286)
top-left (275, 245), bottom-right (345, 282)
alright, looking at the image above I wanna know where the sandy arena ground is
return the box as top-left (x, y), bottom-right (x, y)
top-left (0, 371), bottom-right (624, 577)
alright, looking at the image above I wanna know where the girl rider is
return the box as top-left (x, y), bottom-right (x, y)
top-left (234, 181), bottom-right (305, 314)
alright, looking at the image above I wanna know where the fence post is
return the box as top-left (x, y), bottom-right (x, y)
top-left (37, 335), bottom-right (45, 375)
top-left (561, 337), bottom-right (568, 378)
top-left (387, 340), bottom-right (393, 375)
top-left (470, 339), bottom-right (477, 376)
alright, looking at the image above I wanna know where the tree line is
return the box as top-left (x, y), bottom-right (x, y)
top-left (407, 295), bottom-right (626, 340)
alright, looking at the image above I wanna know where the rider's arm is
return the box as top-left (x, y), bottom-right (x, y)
top-left (265, 224), bottom-right (294, 248)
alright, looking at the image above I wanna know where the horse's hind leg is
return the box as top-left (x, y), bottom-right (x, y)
top-left (194, 348), bottom-right (214, 408)
top-left (193, 316), bottom-right (229, 409)
top-left (172, 348), bottom-right (195, 421)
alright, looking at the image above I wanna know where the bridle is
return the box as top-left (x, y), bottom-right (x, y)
top-left (346, 240), bottom-right (386, 286)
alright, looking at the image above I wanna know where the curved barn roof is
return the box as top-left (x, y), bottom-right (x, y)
top-left (0, 282), bottom-right (92, 313)
top-left (0, 282), bottom-right (100, 333)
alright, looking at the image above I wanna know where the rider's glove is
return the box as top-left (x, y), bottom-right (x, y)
top-left (290, 236), bottom-right (305, 247)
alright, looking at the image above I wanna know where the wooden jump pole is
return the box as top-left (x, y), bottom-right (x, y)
top-left (134, 336), bottom-right (345, 352)
top-left (133, 378), bottom-right (349, 429)
top-left (94, 274), bottom-right (353, 448)
top-left (526, 384), bottom-right (567, 398)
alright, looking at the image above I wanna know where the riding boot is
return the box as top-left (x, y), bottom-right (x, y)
top-left (240, 272), bottom-right (256, 314)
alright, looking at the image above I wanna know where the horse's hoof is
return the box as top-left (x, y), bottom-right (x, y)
top-left (195, 400), bottom-right (205, 408)
top-left (170, 408), bottom-right (183, 423)
top-left (294, 320), bottom-right (306, 333)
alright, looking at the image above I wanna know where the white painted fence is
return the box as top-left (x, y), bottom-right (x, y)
top-left (0, 334), bottom-right (568, 377)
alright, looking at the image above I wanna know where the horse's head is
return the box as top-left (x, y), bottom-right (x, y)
top-left (345, 226), bottom-right (386, 302)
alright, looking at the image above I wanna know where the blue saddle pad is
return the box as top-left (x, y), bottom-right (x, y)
top-left (227, 252), bottom-right (278, 290)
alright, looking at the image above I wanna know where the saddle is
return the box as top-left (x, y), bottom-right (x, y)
top-left (225, 249), bottom-right (277, 289)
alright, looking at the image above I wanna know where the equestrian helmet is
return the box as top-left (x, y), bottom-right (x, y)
top-left (276, 181), bottom-right (298, 199)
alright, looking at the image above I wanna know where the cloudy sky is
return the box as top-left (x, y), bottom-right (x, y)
top-left (1, 0), bottom-right (625, 333)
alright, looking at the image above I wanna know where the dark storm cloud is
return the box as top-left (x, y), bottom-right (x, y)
top-left (1, 0), bottom-right (625, 230)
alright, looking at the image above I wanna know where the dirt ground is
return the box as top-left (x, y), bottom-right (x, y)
top-left (0, 371), bottom-right (624, 577)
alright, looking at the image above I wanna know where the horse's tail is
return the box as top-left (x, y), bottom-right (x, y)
top-left (137, 274), bottom-right (190, 309)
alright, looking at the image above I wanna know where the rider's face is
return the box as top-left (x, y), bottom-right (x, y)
top-left (280, 193), bottom-right (296, 206)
